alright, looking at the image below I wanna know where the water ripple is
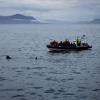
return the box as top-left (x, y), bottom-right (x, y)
top-left (11, 94), bottom-right (25, 98)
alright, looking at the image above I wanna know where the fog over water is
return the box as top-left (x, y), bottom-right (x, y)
top-left (0, 24), bottom-right (100, 100)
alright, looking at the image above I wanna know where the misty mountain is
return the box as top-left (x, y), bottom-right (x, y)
top-left (44, 18), bottom-right (100, 24)
top-left (0, 14), bottom-right (40, 24)
top-left (91, 19), bottom-right (100, 24)
top-left (76, 18), bottom-right (100, 24)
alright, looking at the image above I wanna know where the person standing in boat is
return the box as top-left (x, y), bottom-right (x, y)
top-left (76, 36), bottom-right (81, 46)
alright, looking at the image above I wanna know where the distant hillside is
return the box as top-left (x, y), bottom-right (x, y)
top-left (44, 18), bottom-right (100, 24)
top-left (0, 14), bottom-right (40, 24)
top-left (92, 19), bottom-right (100, 24)
top-left (76, 18), bottom-right (100, 24)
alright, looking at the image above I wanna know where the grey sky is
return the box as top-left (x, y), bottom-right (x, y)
top-left (0, 0), bottom-right (100, 21)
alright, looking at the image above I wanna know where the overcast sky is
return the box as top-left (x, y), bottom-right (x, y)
top-left (0, 0), bottom-right (100, 21)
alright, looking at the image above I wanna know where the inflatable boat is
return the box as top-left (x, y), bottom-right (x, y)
top-left (47, 44), bottom-right (92, 51)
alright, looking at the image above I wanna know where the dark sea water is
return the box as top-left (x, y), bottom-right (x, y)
top-left (0, 24), bottom-right (100, 100)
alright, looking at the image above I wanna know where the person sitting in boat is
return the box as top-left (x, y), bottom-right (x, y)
top-left (70, 42), bottom-right (76, 48)
top-left (59, 41), bottom-right (63, 47)
top-left (50, 40), bottom-right (59, 47)
top-left (50, 40), bottom-right (55, 46)
top-left (63, 39), bottom-right (70, 47)
top-left (76, 36), bottom-right (81, 46)
top-left (81, 42), bottom-right (89, 47)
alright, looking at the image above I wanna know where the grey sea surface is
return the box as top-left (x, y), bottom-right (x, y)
top-left (0, 24), bottom-right (100, 100)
